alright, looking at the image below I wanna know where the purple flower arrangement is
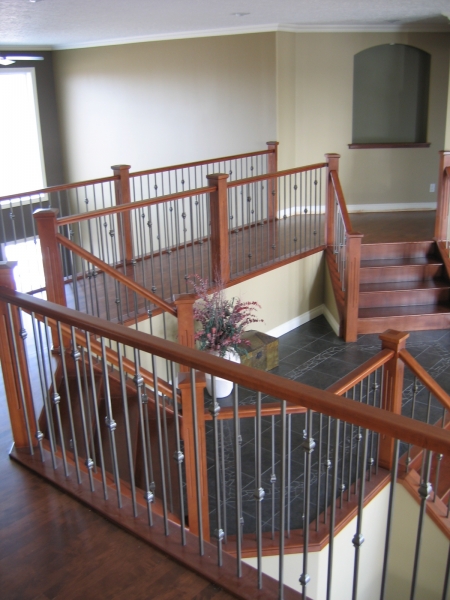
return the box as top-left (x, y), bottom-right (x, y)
top-left (190, 275), bottom-right (262, 357)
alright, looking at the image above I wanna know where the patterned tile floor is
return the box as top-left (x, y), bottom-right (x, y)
top-left (205, 316), bottom-right (450, 537)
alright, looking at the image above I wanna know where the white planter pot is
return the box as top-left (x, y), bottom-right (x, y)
top-left (205, 350), bottom-right (240, 398)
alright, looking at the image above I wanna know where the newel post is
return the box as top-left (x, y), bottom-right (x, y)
top-left (206, 173), bottom-right (230, 284)
top-left (325, 153), bottom-right (340, 247)
top-left (434, 151), bottom-right (450, 241)
top-left (378, 330), bottom-right (410, 470)
top-left (343, 233), bottom-right (363, 343)
top-left (111, 164), bottom-right (133, 264)
top-left (34, 208), bottom-right (67, 348)
top-left (0, 263), bottom-right (37, 450)
top-left (178, 371), bottom-right (209, 540)
top-left (174, 293), bottom-right (196, 373)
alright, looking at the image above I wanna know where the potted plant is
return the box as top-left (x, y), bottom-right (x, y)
top-left (190, 275), bottom-right (262, 397)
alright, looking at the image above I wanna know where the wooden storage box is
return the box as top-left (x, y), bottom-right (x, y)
top-left (239, 330), bottom-right (279, 372)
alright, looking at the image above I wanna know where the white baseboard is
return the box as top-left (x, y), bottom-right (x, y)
top-left (266, 304), bottom-right (325, 338)
top-left (347, 202), bottom-right (436, 213)
top-left (323, 305), bottom-right (340, 336)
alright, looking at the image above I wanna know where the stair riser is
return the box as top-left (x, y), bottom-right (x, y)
top-left (359, 264), bottom-right (443, 284)
top-left (358, 313), bottom-right (450, 334)
top-left (359, 288), bottom-right (450, 309)
top-left (361, 241), bottom-right (435, 260)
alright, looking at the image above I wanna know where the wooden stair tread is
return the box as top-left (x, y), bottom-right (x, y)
top-left (360, 240), bottom-right (435, 260)
top-left (360, 256), bottom-right (441, 269)
top-left (359, 304), bottom-right (450, 318)
top-left (360, 279), bottom-right (450, 293)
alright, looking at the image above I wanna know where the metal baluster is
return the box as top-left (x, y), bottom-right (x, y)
top-left (220, 418), bottom-right (228, 542)
top-left (255, 391), bottom-right (264, 588)
top-left (132, 357), bottom-right (154, 526)
top-left (279, 399), bottom-right (287, 600)
top-left (410, 450), bottom-right (433, 600)
top-left (169, 361), bottom-right (184, 540)
top-left (300, 409), bottom-right (315, 600)
top-left (43, 317), bottom-right (69, 476)
top-left (100, 337), bottom-right (122, 507)
top-left (351, 427), bottom-right (368, 600)
top-left (153, 355), bottom-right (170, 535)
top-left (6, 304), bottom-right (34, 454)
top-left (271, 414), bottom-right (276, 539)
top-left (347, 387), bottom-right (356, 501)
top-left (380, 439), bottom-right (400, 600)
top-left (35, 314), bottom-right (58, 469)
top-left (287, 413), bottom-right (292, 537)
top-left (210, 377), bottom-right (224, 565)
top-left (326, 418), bottom-right (340, 600)
top-left (117, 343), bottom-right (137, 516)
top-left (441, 544), bottom-right (450, 600)
top-left (70, 327), bottom-right (95, 492)
top-left (340, 420), bottom-right (347, 508)
top-left (324, 415), bottom-right (332, 525)
top-left (85, 331), bottom-right (108, 499)
top-left (234, 383), bottom-right (242, 575)
top-left (316, 412), bottom-right (323, 530)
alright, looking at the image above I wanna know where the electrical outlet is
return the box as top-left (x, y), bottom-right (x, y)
top-left (430, 183), bottom-right (436, 192)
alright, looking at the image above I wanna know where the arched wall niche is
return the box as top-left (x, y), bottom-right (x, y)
top-left (352, 44), bottom-right (430, 146)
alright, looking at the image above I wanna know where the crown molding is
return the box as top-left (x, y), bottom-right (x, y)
top-left (52, 22), bottom-right (450, 51)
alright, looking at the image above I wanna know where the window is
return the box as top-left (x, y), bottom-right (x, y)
top-left (0, 68), bottom-right (46, 197)
top-left (350, 44), bottom-right (430, 148)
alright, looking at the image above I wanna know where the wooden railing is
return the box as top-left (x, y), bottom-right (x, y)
top-left (325, 154), bottom-right (363, 343)
top-left (2, 262), bottom-right (450, 598)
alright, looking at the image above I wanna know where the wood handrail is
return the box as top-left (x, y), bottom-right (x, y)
top-left (56, 233), bottom-right (177, 317)
top-left (399, 348), bottom-right (450, 412)
top-left (56, 185), bottom-right (216, 226)
top-left (0, 175), bottom-right (119, 204)
top-left (130, 149), bottom-right (273, 178)
top-left (226, 162), bottom-right (327, 189)
top-left (2, 286), bottom-right (450, 456)
top-left (330, 170), bottom-right (354, 234)
top-left (327, 349), bottom-right (394, 395)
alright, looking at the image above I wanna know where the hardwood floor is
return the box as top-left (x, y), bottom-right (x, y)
top-left (350, 210), bottom-right (435, 243)
top-left (0, 392), bottom-right (234, 599)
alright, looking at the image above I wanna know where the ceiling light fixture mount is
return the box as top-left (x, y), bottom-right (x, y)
top-left (232, 12), bottom-right (250, 17)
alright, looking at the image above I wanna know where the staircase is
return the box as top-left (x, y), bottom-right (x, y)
top-left (357, 241), bottom-right (450, 334)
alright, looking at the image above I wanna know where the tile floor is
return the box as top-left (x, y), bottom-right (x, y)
top-left (205, 316), bottom-right (450, 537)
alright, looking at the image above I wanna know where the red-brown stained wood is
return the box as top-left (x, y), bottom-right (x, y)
top-left (112, 164), bottom-right (133, 264)
top-left (343, 233), bottom-right (363, 342)
top-left (174, 293), bottom-right (196, 373)
top-left (378, 330), bottom-right (410, 469)
top-left (435, 151), bottom-right (450, 240)
top-left (207, 173), bottom-right (230, 284)
top-left (178, 371), bottom-right (210, 541)
top-left (0, 264), bottom-right (37, 449)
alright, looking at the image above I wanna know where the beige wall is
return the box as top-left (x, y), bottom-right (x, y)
top-left (53, 33), bottom-right (277, 181)
top-left (54, 31), bottom-right (450, 209)
top-left (244, 484), bottom-right (391, 599)
top-left (277, 31), bottom-right (450, 209)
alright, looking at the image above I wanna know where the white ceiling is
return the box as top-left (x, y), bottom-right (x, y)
top-left (1, 0), bottom-right (450, 50)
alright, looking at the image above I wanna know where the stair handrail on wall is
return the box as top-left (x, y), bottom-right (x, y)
top-left (2, 261), bottom-right (450, 599)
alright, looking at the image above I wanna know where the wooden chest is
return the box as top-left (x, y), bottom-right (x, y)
top-left (239, 330), bottom-right (279, 372)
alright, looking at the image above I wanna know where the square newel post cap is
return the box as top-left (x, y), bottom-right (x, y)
top-left (206, 173), bottom-right (229, 183)
top-left (0, 261), bottom-right (18, 289)
top-left (33, 207), bottom-right (59, 219)
top-left (266, 141), bottom-right (279, 146)
top-left (111, 164), bottom-right (131, 172)
top-left (379, 329), bottom-right (410, 352)
top-left (178, 371), bottom-right (206, 388)
top-left (174, 293), bottom-right (197, 306)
